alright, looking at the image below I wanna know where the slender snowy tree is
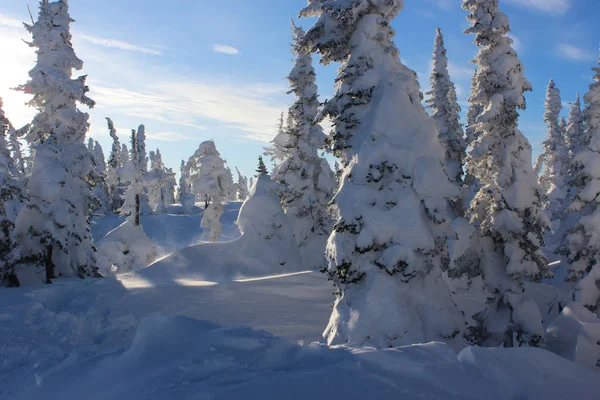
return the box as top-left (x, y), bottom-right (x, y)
top-left (0, 100), bottom-right (23, 287)
top-left (299, 0), bottom-right (464, 349)
top-left (264, 112), bottom-right (288, 167)
top-left (136, 124), bottom-right (148, 173)
top-left (556, 59), bottom-right (600, 313)
top-left (0, 98), bottom-right (26, 178)
top-left (273, 20), bottom-right (335, 269)
top-left (534, 79), bottom-right (568, 221)
top-left (106, 117), bottom-right (126, 212)
top-left (189, 140), bottom-right (231, 242)
top-left (119, 129), bottom-right (152, 223)
top-left (455, 0), bottom-right (550, 348)
top-left (14, 0), bottom-right (100, 282)
top-left (235, 167), bottom-right (249, 201)
top-left (563, 93), bottom-right (587, 200)
top-left (178, 159), bottom-right (195, 213)
top-left (425, 27), bottom-right (466, 185)
top-left (89, 140), bottom-right (110, 214)
top-left (121, 143), bottom-right (130, 163)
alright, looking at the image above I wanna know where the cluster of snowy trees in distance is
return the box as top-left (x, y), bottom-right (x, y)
top-left (1, 0), bottom-right (600, 369)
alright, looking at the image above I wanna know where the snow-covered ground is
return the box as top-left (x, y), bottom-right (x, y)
top-left (1, 205), bottom-right (599, 399)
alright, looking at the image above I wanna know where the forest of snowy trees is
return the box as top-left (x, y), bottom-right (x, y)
top-left (1, 0), bottom-right (600, 380)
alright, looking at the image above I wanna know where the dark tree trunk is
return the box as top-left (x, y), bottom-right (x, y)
top-left (204, 195), bottom-right (210, 209)
top-left (45, 245), bottom-right (54, 284)
top-left (135, 193), bottom-right (141, 226)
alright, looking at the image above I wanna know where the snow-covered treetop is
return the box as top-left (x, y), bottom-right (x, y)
top-left (264, 112), bottom-right (289, 165)
top-left (106, 117), bottom-right (122, 170)
top-left (136, 124), bottom-right (148, 172)
top-left (566, 93), bottom-right (586, 154)
top-left (189, 140), bottom-right (231, 199)
top-left (0, 99), bottom-right (12, 174)
top-left (299, 0), bottom-right (404, 65)
top-left (584, 59), bottom-right (600, 140)
top-left (17, 0), bottom-right (94, 145)
top-left (425, 27), bottom-right (466, 184)
top-left (463, 0), bottom-right (531, 130)
top-left (545, 79), bottom-right (562, 137)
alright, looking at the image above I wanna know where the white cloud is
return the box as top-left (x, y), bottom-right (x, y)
top-left (91, 80), bottom-right (286, 142)
top-left (0, 14), bottom-right (22, 28)
top-left (557, 43), bottom-right (595, 61)
top-left (504, 0), bottom-right (572, 15)
top-left (212, 44), bottom-right (240, 55)
top-left (80, 34), bottom-right (162, 55)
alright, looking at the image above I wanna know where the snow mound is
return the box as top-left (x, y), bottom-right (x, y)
top-left (546, 302), bottom-right (600, 370)
top-left (96, 220), bottom-right (158, 275)
top-left (11, 314), bottom-right (600, 400)
top-left (136, 176), bottom-right (305, 282)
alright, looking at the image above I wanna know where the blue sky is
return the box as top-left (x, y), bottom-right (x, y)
top-left (0, 0), bottom-right (598, 179)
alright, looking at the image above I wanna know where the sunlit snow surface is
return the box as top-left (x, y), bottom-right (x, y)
top-left (0, 206), bottom-right (598, 399)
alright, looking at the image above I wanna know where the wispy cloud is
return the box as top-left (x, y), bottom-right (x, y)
top-left (212, 44), bottom-right (240, 55)
top-left (0, 14), bottom-right (22, 28)
top-left (91, 81), bottom-right (286, 142)
top-left (80, 34), bottom-right (162, 55)
top-left (557, 43), bottom-right (595, 61)
top-left (504, 0), bottom-right (572, 15)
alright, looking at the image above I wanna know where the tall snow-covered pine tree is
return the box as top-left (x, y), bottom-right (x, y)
top-left (14, 0), bottom-right (100, 282)
top-left (456, 0), bottom-right (550, 347)
top-left (299, 0), bottom-right (464, 349)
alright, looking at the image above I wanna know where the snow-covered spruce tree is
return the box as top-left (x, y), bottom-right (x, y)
top-left (425, 27), bottom-right (466, 185)
top-left (89, 140), bottom-right (110, 214)
top-left (555, 60), bottom-right (600, 312)
top-left (119, 129), bottom-right (152, 223)
top-left (273, 20), bottom-right (335, 269)
top-left (121, 143), bottom-right (130, 163)
top-left (146, 148), bottom-right (175, 213)
top-left (14, 0), bottom-right (100, 282)
top-left (105, 117), bottom-right (126, 212)
top-left (264, 112), bottom-right (288, 167)
top-left (0, 101), bottom-right (23, 287)
top-left (454, 0), bottom-right (551, 348)
top-left (562, 93), bottom-right (587, 203)
top-left (0, 98), bottom-right (27, 178)
top-left (534, 79), bottom-right (568, 220)
top-left (256, 155), bottom-right (268, 176)
top-left (235, 167), bottom-right (249, 201)
top-left (224, 167), bottom-right (237, 201)
top-left (299, 0), bottom-right (464, 349)
top-left (465, 68), bottom-right (483, 148)
top-left (178, 159), bottom-right (195, 213)
top-left (136, 124), bottom-right (148, 173)
top-left (189, 140), bottom-right (231, 242)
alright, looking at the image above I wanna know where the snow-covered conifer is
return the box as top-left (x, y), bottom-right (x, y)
top-left (0, 100), bottom-right (22, 287)
top-left (119, 129), bottom-right (152, 222)
top-left (299, 0), bottom-right (464, 349)
top-left (264, 113), bottom-right (288, 167)
top-left (235, 167), bottom-right (249, 201)
top-left (106, 117), bottom-right (125, 211)
top-left (455, 0), bottom-right (550, 347)
top-left (256, 156), bottom-right (268, 176)
top-left (136, 124), bottom-right (148, 173)
top-left (87, 137), bottom-right (94, 152)
top-left (556, 60), bottom-right (600, 312)
top-left (121, 143), bottom-right (130, 163)
top-left (273, 20), bottom-right (335, 269)
top-left (189, 140), bottom-right (231, 241)
top-left (178, 159), bottom-right (195, 213)
top-left (90, 140), bottom-right (110, 214)
top-left (534, 79), bottom-right (568, 220)
top-left (14, 0), bottom-right (100, 282)
top-left (425, 27), bottom-right (466, 184)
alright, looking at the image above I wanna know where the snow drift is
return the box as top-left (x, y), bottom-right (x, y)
top-left (137, 175), bottom-right (305, 282)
